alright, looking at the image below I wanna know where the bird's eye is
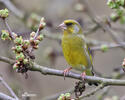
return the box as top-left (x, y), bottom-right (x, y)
top-left (65, 23), bottom-right (73, 26)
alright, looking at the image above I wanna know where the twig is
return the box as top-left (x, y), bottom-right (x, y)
top-left (79, 83), bottom-right (105, 99)
top-left (91, 42), bottom-right (125, 51)
top-left (0, 0), bottom-right (24, 19)
top-left (84, 24), bottom-right (99, 35)
top-left (33, 26), bottom-right (40, 40)
top-left (97, 86), bottom-right (110, 100)
top-left (82, 0), bottom-right (125, 50)
top-left (2, 18), bottom-right (15, 39)
top-left (0, 56), bottom-right (14, 64)
top-left (42, 30), bottom-right (110, 46)
top-left (0, 76), bottom-right (19, 100)
top-left (0, 92), bottom-right (16, 100)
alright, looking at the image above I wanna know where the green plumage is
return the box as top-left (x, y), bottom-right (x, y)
top-left (61, 19), bottom-right (93, 76)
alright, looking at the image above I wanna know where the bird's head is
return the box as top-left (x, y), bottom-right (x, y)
top-left (58, 19), bottom-right (82, 35)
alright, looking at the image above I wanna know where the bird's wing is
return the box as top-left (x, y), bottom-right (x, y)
top-left (79, 35), bottom-right (93, 66)
top-left (83, 44), bottom-right (93, 67)
top-left (78, 34), bottom-right (94, 76)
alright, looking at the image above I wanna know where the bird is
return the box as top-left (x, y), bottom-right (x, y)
top-left (58, 19), bottom-right (94, 82)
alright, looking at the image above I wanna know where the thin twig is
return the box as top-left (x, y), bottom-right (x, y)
top-left (79, 83), bottom-right (105, 99)
top-left (33, 27), bottom-right (40, 40)
top-left (2, 18), bottom-right (15, 39)
top-left (0, 56), bottom-right (14, 64)
top-left (0, 0), bottom-right (24, 19)
top-left (84, 24), bottom-right (99, 35)
top-left (0, 92), bottom-right (16, 100)
top-left (91, 42), bottom-right (125, 51)
top-left (0, 76), bottom-right (19, 100)
top-left (4, 19), bottom-right (13, 33)
top-left (42, 30), bottom-right (110, 46)
top-left (82, 0), bottom-right (125, 50)
top-left (97, 86), bottom-right (110, 100)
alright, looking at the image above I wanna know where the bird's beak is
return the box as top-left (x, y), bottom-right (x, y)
top-left (58, 22), bottom-right (67, 30)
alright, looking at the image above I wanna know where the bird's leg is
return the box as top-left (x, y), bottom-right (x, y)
top-left (81, 72), bottom-right (86, 81)
top-left (63, 67), bottom-right (72, 80)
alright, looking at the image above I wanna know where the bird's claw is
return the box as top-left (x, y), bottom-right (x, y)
top-left (81, 72), bottom-right (86, 81)
top-left (63, 67), bottom-right (72, 80)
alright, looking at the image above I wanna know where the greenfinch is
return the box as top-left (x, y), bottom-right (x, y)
top-left (59, 19), bottom-right (94, 80)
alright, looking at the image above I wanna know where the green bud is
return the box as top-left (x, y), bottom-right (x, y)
top-left (110, 13), bottom-right (118, 21)
top-left (39, 17), bottom-right (46, 30)
top-left (23, 40), bottom-right (30, 46)
top-left (23, 59), bottom-right (29, 64)
top-left (107, 0), bottom-right (119, 9)
top-left (74, 3), bottom-right (84, 11)
top-left (30, 37), bottom-right (34, 43)
top-left (101, 45), bottom-right (108, 52)
top-left (13, 63), bottom-right (18, 70)
top-left (116, 0), bottom-right (121, 4)
top-left (57, 97), bottom-right (62, 100)
top-left (65, 93), bottom-right (71, 98)
top-left (12, 50), bottom-right (16, 54)
top-left (27, 13), bottom-right (41, 31)
top-left (16, 53), bottom-right (25, 61)
top-left (120, 16), bottom-right (125, 24)
top-left (120, 0), bottom-right (125, 6)
top-left (112, 96), bottom-right (119, 100)
top-left (14, 36), bottom-right (23, 45)
top-left (12, 32), bottom-right (17, 38)
top-left (34, 40), bottom-right (40, 45)
top-left (33, 45), bottom-right (39, 49)
top-left (58, 93), bottom-right (71, 100)
top-left (36, 34), bottom-right (44, 41)
top-left (117, 8), bottom-right (124, 16)
top-left (12, 47), bottom-right (16, 50)
top-left (15, 45), bottom-right (23, 52)
top-left (1, 30), bottom-right (11, 40)
top-left (30, 32), bottom-right (36, 37)
top-left (60, 94), bottom-right (65, 97)
top-left (58, 94), bottom-right (65, 100)
top-left (16, 61), bottom-right (20, 64)
top-left (31, 13), bottom-right (41, 21)
top-left (0, 8), bottom-right (9, 18)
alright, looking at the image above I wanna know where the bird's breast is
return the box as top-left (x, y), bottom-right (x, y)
top-left (62, 35), bottom-right (89, 71)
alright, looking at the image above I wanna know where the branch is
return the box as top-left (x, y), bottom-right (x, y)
top-left (84, 24), bottom-right (99, 35)
top-left (97, 86), bottom-right (110, 100)
top-left (0, 56), bottom-right (125, 86)
top-left (0, 92), bottom-right (16, 100)
top-left (2, 18), bottom-right (16, 39)
top-left (82, 0), bottom-right (125, 50)
top-left (0, 56), bottom-right (14, 64)
top-left (42, 30), bottom-right (111, 46)
top-left (91, 42), bottom-right (125, 51)
top-left (30, 64), bottom-right (125, 86)
top-left (1, 18), bottom-right (17, 40)
top-left (0, 76), bottom-right (19, 100)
